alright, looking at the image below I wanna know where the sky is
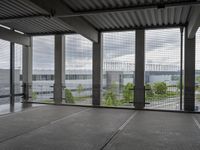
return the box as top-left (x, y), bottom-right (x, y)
top-left (0, 28), bottom-right (200, 70)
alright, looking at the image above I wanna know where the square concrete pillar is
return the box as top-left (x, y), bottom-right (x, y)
top-left (92, 33), bottom-right (102, 106)
top-left (54, 35), bottom-right (65, 104)
top-left (10, 42), bottom-right (15, 105)
top-left (134, 30), bottom-right (145, 109)
top-left (184, 28), bottom-right (196, 111)
top-left (22, 38), bottom-right (33, 102)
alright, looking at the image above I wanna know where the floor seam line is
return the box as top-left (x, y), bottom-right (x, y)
top-left (192, 116), bottom-right (200, 130)
top-left (0, 108), bottom-right (91, 144)
top-left (100, 111), bottom-right (138, 150)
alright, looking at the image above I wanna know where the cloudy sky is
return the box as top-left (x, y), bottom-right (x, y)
top-left (0, 28), bottom-right (200, 70)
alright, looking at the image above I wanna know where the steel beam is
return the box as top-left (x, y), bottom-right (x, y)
top-left (187, 6), bottom-right (200, 39)
top-left (0, 27), bottom-right (31, 46)
top-left (29, 0), bottom-right (99, 43)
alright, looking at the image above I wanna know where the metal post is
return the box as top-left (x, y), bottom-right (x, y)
top-left (134, 30), bottom-right (145, 109)
top-left (184, 27), bottom-right (195, 111)
top-left (22, 38), bottom-right (33, 102)
top-left (54, 35), bottom-right (65, 104)
top-left (10, 42), bottom-right (15, 105)
top-left (92, 33), bottom-right (102, 106)
top-left (180, 27), bottom-right (183, 110)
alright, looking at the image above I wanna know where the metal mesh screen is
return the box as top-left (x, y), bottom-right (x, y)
top-left (195, 29), bottom-right (200, 111)
top-left (32, 36), bottom-right (54, 103)
top-left (145, 28), bottom-right (181, 110)
top-left (0, 39), bottom-right (10, 105)
top-left (102, 31), bottom-right (135, 107)
top-left (15, 44), bottom-right (23, 102)
top-left (65, 34), bottom-right (92, 105)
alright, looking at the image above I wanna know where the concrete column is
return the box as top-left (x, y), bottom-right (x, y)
top-left (134, 30), bottom-right (145, 109)
top-left (22, 38), bottom-right (32, 102)
top-left (54, 35), bottom-right (65, 104)
top-left (92, 33), bottom-right (102, 106)
top-left (184, 28), bottom-right (196, 111)
top-left (10, 42), bottom-right (15, 105)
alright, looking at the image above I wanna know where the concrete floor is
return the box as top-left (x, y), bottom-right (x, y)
top-left (0, 105), bottom-right (199, 150)
top-left (0, 102), bottom-right (42, 115)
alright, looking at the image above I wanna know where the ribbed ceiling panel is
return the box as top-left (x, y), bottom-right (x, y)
top-left (85, 6), bottom-right (189, 30)
top-left (0, 0), bottom-right (194, 34)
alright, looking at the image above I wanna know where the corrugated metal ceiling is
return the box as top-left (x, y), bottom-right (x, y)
top-left (84, 6), bottom-right (190, 31)
top-left (0, 0), bottom-right (72, 35)
top-left (63, 0), bottom-right (187, 11)
top-left (63, 0), bottom-right (191, 31)
top-left (0, 0), bottom-right (195, 35)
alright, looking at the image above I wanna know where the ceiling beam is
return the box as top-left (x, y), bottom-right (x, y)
top-left (187, 6), bottom-right (200, 39)
top-left (0, 27), bottom-right (31, 46)
top-left (27, 24), bottom-right (185, 36)
top-left (0, 15), bottom-right (49, 24)
top-left (29, 0), bottom-right (99, 43)
top-left (101, 24), bottom-right (185, 33)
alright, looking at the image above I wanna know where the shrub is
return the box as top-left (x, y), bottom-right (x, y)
top-left (153, 82), bottom-right (167, 95)
top-left (77, 84), bottom-right (84, 97)
top-left (65, 88), bottom-right (74, 103)
top-left (145, 84), bottom-right (154, 97)
top-left (123, 83), bottom-right (134, 103)
top-left (104, 90), bottom-right (117, 106)
top-left (32, 92), bottom-right (37, 100)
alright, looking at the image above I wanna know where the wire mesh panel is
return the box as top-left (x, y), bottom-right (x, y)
top-left (65, 34), bottom-right (92, 105)
top-left (0, 39), bottom-right (10, 105)
top-left (32, 36), bottom-right (54, 103)
top-left (145, 28), bottom-right (181, 110)
top-left (15, 44), bottom-right (23, 102)
top-left (102, 31), bottom-right (135, 107)
top-left (195, 29), bottom-right (200, 111)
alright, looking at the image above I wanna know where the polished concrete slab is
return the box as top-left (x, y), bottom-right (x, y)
top-left (0, 105), bottom-right (199, 150)
top-left (105, 111), bottom-right (200, 150)
top-left (0, 105), bottom-right (86, 143)
top-left (0, 102), bottom-right (40, 115)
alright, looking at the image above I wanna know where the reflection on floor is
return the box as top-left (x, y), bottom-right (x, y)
top-left (0, 105), bottom-right (199, 150)
top-left (0, 102), bottom-right (42, 115)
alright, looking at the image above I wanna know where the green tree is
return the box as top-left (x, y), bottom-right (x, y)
top-left (65, 88), bottom-right (74, 103)
top-left (196, 76), bottom-right (200, 83)
top-left (32, 91), bottom-right (37, 100)
top-left (123, 83), bottom-right (134, 103)
top-left (110, 82), bottom-right (117, 92)
top-left (77, 84), bottom-right (84, 97)
top-left (145, 84), bottom-right (154, 97)
top-left (104, 90), bottom-right (117, 106)
top-left (153, 82), bottom-right (167, 95)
